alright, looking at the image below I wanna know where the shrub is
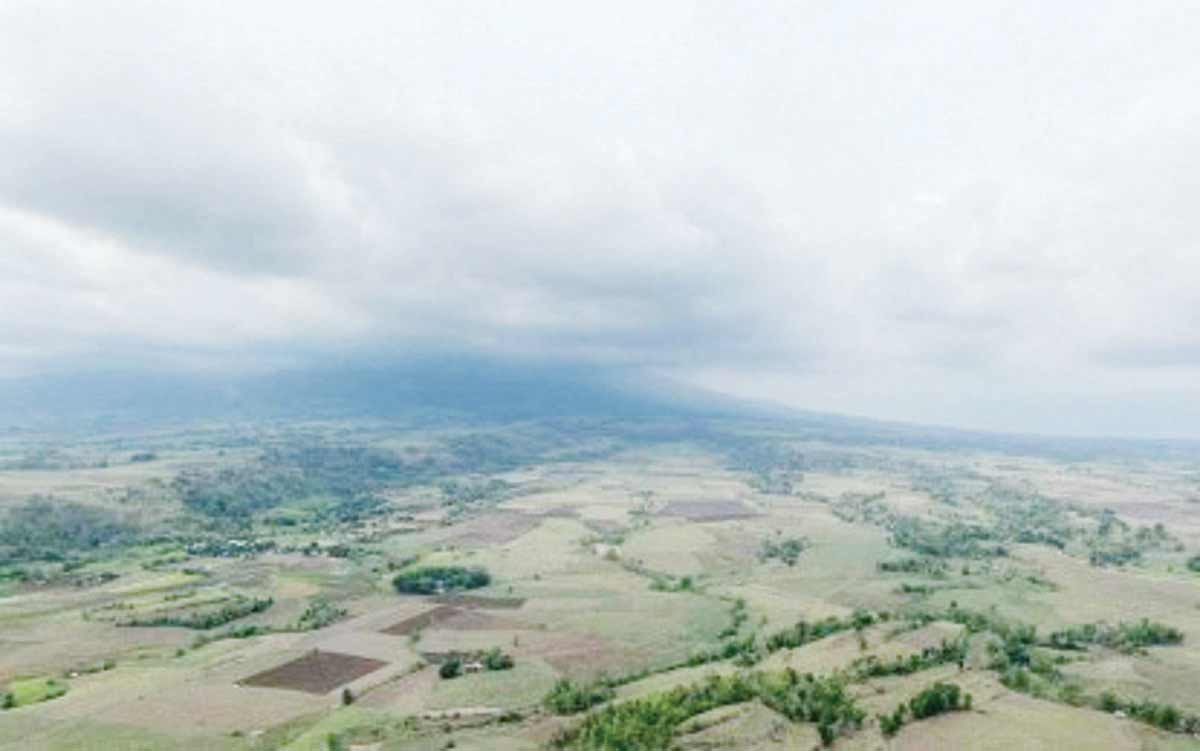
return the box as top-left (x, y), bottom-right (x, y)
top-left (482, 648), bottom-right (514, 671)
top-left (544, 679), bottom-right (616, 715)
top-left (439, 657), bottom-right (463, 680)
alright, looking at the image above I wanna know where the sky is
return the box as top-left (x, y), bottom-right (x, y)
top-left (2, 1), bottom-right (1199, 437)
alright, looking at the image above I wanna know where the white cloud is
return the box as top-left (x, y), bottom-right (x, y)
top-left (1, 0), bottom-right (1198, 435)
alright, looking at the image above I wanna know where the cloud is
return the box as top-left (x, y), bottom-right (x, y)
top-left (1, 0), bottom-right (1199, 435)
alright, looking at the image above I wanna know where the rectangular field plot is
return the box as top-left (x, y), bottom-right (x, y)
top-left (380, 604), bottom-right (462, 636)
top-left (239, 650), bottom-right (387, 694)
top-left (659, 500), bottom-right (758, 521)
top-left (429, 594), bottom-right (526, 609)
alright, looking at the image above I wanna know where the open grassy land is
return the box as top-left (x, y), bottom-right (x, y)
top-left (2, 417), bottom-right (1200, 750)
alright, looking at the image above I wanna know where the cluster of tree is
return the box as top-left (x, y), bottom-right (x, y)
top-left (438, 648), bottom-right (515, 679)
top-left (758, 535), bottom-right (809, 566)
top-left (851, 639), bottom-right (967, 679)
top-left (764, 610), bottom-right (880, 653)
top-left (1087, 544), bottom-right (1144, 568)
top-left (1189, 554), bottom-right (1200, 572)
top-left (1098, 691), bottom-right (1200, 733)
top-left (185, 538), bottom-right (277, 557)
top-left (889, 517), bottom-right (1008, 559)
top-left (295, 598), bottom-right (347, 630)
top-left (687, 634), bottom-right (761, 668)
top-left (976, 484), bottom-right (1077, 550)
top-left (120, 596), bottom-right (273, 630)
top-left (392, 566), bottom-right (491, 595)
top-left (879, 682), bottom-right (971, 737)
top-left (0, 497), bottom-right (139, 564)
top-left (543, 679), bottom-right (617, 715)
top-left (557, 670), bottom-right (864, 750)
top-left (829, 492), bottom-right (892, 526)
top-left (1044, 619), bottom-right (1183, 653)
top-left (439, 478), bottom-right (512, 509)
top-left (877, 557), bottom-right (949, 577)
top-left (1085, 518), bottom-right (1176, 568)
top-left (173, 443), bottom-right (412, 528)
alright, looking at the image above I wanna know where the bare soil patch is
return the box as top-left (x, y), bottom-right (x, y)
top-left (239, 649), bottom-right (387, 694)
top-left (430, 594), bottom-right (526, 609)
top-left (437, 609), bottom-right (530, 631)
top-left (659, 499), bottom-right (758, 522)
top-left (442, 512), bottom-right (540, 546)
top-left (380, 605), bottom-right (462, 636)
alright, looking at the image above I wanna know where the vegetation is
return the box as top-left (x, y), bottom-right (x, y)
top-left (1044, 619), bottom-right (1183, 653)
top-left (851, 639), bottom-right (967, 679)
top-left (295, 598), bottom-right (347, 630)
top-left (436, 648), bottom-right (514, 679)
top-left (0, 497), bottom-right (138, 564)
top-left (765, 610), bottom-right (880, 653)
top-left (880, 682), bottom-right (972, 736)
top-left (1097, 691), bottom-right (1200, 733)
top-left (877, 556), bottom-right (949, 577)
top-left (544, 679), bottom-right (617, 715)
top-left (119, 596), bottom-right (274, 630)
top-left (557, 670), bottom-right (864, 750)
top-left (392, 566), bottom-right (491, 595)
top-left (758, 534), bottom-right (809, 566)
top-left (1, 677), bottom-right (69, 709)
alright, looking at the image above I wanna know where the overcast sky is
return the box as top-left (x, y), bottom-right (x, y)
top-left (2, 1), bottom-right (1199, 437)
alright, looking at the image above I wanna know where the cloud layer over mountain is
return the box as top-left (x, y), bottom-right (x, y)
top-left (3, 1), bottom-right (1199, 435)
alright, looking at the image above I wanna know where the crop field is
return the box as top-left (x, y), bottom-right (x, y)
top-left (2, 416), bottom-right (1200, 750)
top-left (240, 651), bottom-right (389, 694)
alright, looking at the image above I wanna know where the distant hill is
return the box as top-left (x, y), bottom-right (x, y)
top-left (2, 359), bottom-right (1197, 461)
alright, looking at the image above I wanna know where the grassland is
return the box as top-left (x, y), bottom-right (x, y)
top-left (1, 417), bottom-right (1199, 749)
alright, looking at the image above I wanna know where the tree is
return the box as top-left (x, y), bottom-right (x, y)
top-left (439, 657), bottom-right (463, 679)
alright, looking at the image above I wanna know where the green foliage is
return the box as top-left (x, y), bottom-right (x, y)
top-left (0, 497), bottom-right (138, 564)
top-left (1186, 554), bottom-right (1200, 572)
top-left (392, 566), bottom-right (490, 595)
top-left (1044, 619), bottom-right (1182, 653)
top-left (877, 557), bottom-right (949, 577)
top-left (482, 647), bottom-right (515, 671)
top-left (174, 444), bottom-right (406, 526)
top-left (558, 671), bottom-right (864, 750)
top-left (890, 516), bottom-right (1007, 559)
top-left (1087, 544), bottom-right (1142, 568)
top-left (119, 596), bottom-right (273, 630)
top-left (908, 681), bottom-right (969, 719)
top-left (439, 657), bottom-right (463, 679)
top-left (852, 639), bottom-right (967, 679)
top-left (765, 610), bottom-right (880, 653)
top-left (439, 479), bottom-right (512, 510)
top-left (878, 704), bottom-right (907, 736)
top-left (295, 598), bottom-right (347, 630)
top-left (1095, 691), bottom-right (1200, 733)
top-left (544, 679), bottom-right (616, 715)
top-left (759, 535), bottom-right (809, 566)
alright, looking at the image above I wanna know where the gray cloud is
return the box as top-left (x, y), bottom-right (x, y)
top-left (1, 0), bottom-right (1199, 435)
